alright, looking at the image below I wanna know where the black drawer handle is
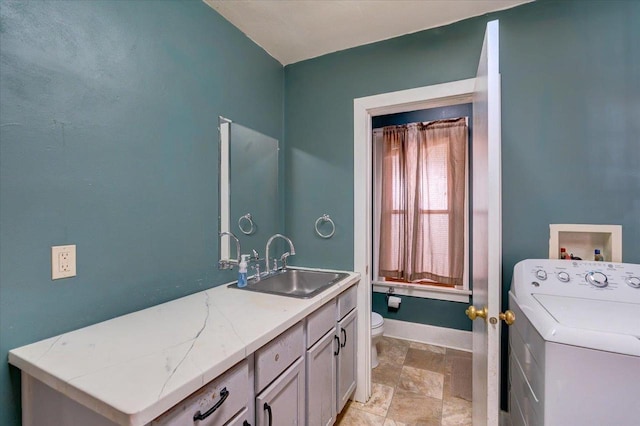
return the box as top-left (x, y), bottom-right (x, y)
top-left (264, 402), bottom-right (273, 426)
top-left (341, 327), bottom-right (347, 348)
top-left (334, 335), bottom-right (341, 356)
top-left (193, 387), bottom-right (229, 421)
top-left (243, 421), bottom-right (251, 426)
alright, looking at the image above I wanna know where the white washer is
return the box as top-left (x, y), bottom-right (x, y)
top-left (509, 259), bottom-right (640, 426)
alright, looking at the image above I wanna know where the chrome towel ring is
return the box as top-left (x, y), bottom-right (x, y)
top-left (238, 213), bottom-right (256, 235)
top-left (315, 214), bottom-right (335, 239)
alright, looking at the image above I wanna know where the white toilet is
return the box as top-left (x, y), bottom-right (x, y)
top-left (371, 312), bottom-right (385, 368)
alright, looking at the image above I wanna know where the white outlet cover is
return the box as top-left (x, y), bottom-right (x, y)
top-left (51, 245), bottom-right (76, 280)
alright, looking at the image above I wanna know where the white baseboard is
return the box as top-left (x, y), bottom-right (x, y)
top-left (382, 318), bottom-right (472, 352)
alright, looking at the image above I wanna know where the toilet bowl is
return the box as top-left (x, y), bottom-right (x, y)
top-left (371, 312), bottom-right (384, 368)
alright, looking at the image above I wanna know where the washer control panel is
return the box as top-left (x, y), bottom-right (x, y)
top-left (512, 259), bottom-right (640, 302)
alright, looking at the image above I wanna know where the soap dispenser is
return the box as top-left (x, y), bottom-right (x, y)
top-left (238, 254), bottom-right (250, 288)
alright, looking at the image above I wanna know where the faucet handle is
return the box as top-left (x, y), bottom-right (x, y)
top-left (252, 264), bottom-right (261, 282)
top-left (251, 249), bottom-right (259, 260)
top-left (280, 252), bottom-right (290, 269)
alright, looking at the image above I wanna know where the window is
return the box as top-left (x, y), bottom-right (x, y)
top-left (374, 117), bottom-right (469, 291)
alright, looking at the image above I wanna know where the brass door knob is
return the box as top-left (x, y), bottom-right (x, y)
top-left (499, 310), bottom-right (516, 325)
top-left (465, 305), bottom-right (488, 321)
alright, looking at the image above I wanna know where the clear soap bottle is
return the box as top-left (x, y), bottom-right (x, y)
top-left (237, 254), bottom-right (250, 288)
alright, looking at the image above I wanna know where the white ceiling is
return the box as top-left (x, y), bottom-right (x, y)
top-left (204, 0), bottom-right (533, 65)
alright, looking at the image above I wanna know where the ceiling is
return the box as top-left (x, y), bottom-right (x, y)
top-left (204, 0), bottom-right (533, 65)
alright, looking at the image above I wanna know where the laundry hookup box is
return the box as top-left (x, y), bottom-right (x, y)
top-left (549, 224), bottom-right (622, 262)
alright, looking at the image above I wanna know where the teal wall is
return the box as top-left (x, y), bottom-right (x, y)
top-left (0, 1), bottom-right (283, 424)
top-left (284, 0), bottom-right (639, 408)
top-left (2, 0), bottom-right (639, 423)
top-left (284, 0), bottom-right (640, 321)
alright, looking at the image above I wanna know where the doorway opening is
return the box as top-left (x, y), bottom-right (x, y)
top-left (352, 78), bottom-right (475, 404)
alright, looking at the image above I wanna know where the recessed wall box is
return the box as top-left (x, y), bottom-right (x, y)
top-left (549, 224), bottom-right (622, 262)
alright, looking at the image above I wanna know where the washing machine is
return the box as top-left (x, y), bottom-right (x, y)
top-left (508, 259), bottom-right (640, 426)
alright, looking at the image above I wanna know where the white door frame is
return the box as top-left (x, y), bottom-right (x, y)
top-left (353, 78), bottom-right (475, 403)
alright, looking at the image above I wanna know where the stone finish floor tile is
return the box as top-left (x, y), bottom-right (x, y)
top-left (441, 396), bottom-right (472, 426)
top-left (445, 348), bottom-right (472, 359)
top-left (377, 337), bottom-right (410, 364)
top-left (403, 347), bottom-right (445, 374)
top-left (372, 361), bottom-right (403, 388)
top-left (350, 383), bottom-right (395, 417)
top-left (336, 404), bottom-right (386, 426)
top-left (409, 341), bottom-right (447, 354)
top-left (383, 419), bottom-right (409, 426)
top-left (397, 365), bottom-right (444, 399)
top-left (386, 389), bottom-right (443, 425)
top-left (342, 337), bottom-right (473, 426)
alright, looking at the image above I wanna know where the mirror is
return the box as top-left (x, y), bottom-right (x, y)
top-left (219, 117), bottom-right (279, 265)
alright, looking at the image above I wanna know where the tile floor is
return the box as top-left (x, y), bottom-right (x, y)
top-left (336, 336), bottom-right (472, 426)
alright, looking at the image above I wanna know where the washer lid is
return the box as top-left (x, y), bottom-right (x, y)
top-left (372, 312), bottom-right (384, 328)
top-left (533, 294), bottom-right (640, 336)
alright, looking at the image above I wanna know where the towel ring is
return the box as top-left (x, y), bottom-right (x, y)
top-left (238, 213), bottom-right (256, 235)
top-left (315, 214), bottom-right (335, 239)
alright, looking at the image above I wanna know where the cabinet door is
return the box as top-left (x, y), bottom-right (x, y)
top-left (336, 308), bottom-right (357, 414)
top-left (306, 329), bottom-right (336, 426)
top-left (256, 357), bottom-right (305, 426)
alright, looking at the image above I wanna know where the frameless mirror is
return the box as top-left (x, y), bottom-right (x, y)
top-left (219, 117), bottom-right (279, 265)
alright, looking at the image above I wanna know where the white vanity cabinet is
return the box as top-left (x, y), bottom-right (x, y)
top-left (335, 286), bottom-right (357, 414)
top-left (305, 301), bottom-right (338, 426)
top-left (151, 360), bottom-right (249, 426)
top-left (9, 273), bottom-right (359, 426)
top-left (256, 357), bottom-right (305, 426)
top-left (305, 285), bottom-right (358, 425)
top-left (336, 307), bottom-right (357, 413)
top-left (254, 322), bottom-right (305, 425)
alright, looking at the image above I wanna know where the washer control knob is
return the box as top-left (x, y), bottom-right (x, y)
top-left (586, 271), bottom-right (608, 288)
top-left (626, 276), bottom-right (640, 289)
top-left (535, 270), bottom-right (548, 280)
top-left (557, 272), bottom-right (570, 282)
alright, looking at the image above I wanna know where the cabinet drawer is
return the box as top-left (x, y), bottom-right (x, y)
top-left (255, 322), bottom-right (304, 392)
top-left (151, 360), bottom-right (248, 426)
top-left (306, 300), bottom-right (336, 348)
top-left (225, 407), bottom-right (250, 426)
top-left (337, 285), bottom-right (357, 320)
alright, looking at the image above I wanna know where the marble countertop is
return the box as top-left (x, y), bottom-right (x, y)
top-left (9, 268), bottom-right (359, 426)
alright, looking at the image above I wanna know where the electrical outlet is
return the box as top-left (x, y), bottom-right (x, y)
top-left (51, 245), bottom-right (76, 280)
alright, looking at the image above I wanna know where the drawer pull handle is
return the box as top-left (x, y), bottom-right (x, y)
top-left (243, 421), bottom-right (251, 426)
top-left (264, 402), bottom-right (273, 426)
top-left (341, 327), bottom-right (347, 348)
top-left (334, 335), bottom-right (341, 356)
top-left (193, 387), bottom-right (229, 421)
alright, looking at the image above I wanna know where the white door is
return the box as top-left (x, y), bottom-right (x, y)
top-left (470, 19), bottom-right (502, 426)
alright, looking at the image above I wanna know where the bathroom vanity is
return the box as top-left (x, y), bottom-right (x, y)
top-left (9, 269), bottom-right (359, 426)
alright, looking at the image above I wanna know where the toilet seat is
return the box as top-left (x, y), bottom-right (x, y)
top-left (371, 312), bottom-right (384, 329)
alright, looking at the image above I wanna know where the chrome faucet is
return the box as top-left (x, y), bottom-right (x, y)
top-left (265, 234), bottom-right (296, 273)
top-left (218, 231), bottom-right (241, 269)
